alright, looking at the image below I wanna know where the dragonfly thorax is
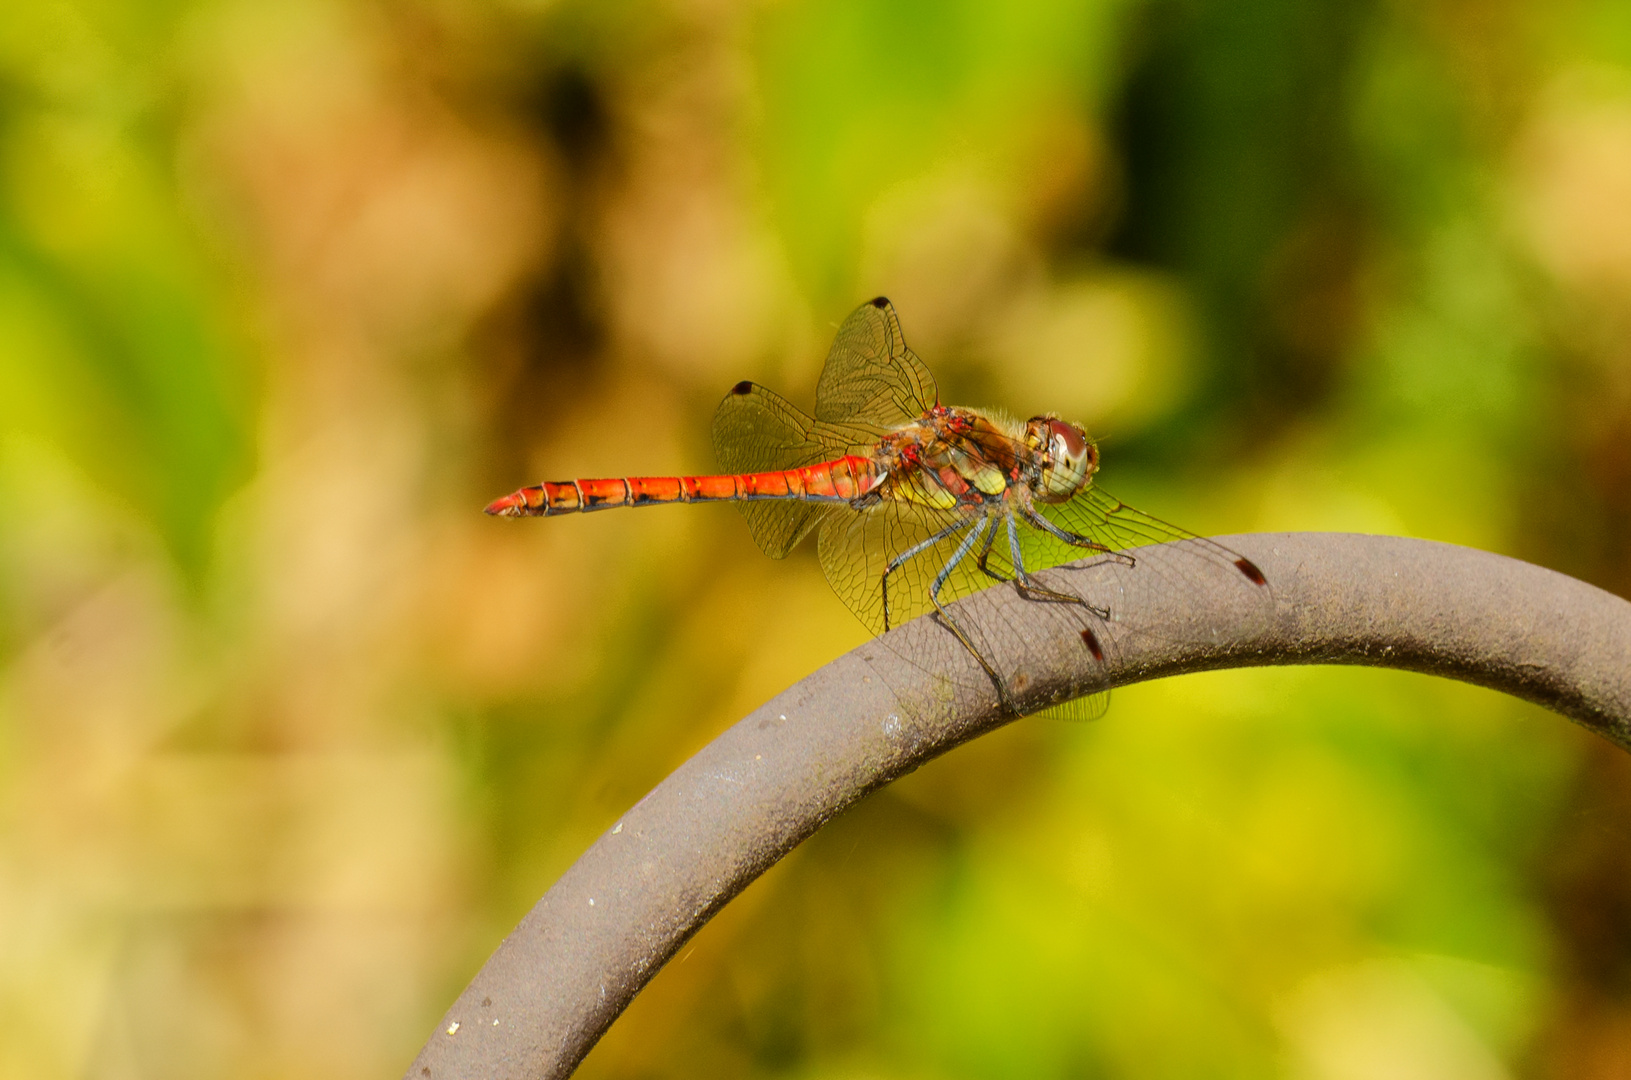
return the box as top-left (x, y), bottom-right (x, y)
top-left (868, 408), bottom-right (1098, 513)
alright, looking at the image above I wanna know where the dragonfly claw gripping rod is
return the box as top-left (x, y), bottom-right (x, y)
top-left (406, 532), bottom-right (1631, 1080)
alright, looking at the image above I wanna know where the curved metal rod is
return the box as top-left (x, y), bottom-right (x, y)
top-left (405, 533), bottom-right (1631, 1079)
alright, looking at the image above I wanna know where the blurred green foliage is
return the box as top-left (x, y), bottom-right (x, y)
top-left (757, 0), bottom-right (1129, 302)
top-left (2, 0), bottom-right (1631, 1077)
top-left (0, 0), bottom-right (250, 580)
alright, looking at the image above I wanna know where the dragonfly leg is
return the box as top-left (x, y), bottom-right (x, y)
top-left (1021, 505), bottom-right (1135, 568)
top-left (929, 516), bottom-right (989, 601)
top-left (926, 518), bottom-right (1021, 715)
top-left (880, 517), bottom-right (970, 631)
top-left (1007, 513), bottom-right (1110, 619)
top-left (974, 516), bottom-right (1007, 583)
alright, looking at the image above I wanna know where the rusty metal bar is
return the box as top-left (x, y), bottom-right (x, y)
top-left (405, 533), bottom-right (1631, 1079)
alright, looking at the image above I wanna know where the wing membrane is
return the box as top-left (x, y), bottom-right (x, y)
top-left (711, 382), bottom-right (837, 558)
top-left (816, 501), bottom-right (973, 634)
top-left (815, 297), bottom-right (938, 427)
top-left (710, 297), bottom-right (938, 559)
top-left (817, 500), bottom-right (1116, 722)
top-left (1031, 485), bottom-right (1274, 643)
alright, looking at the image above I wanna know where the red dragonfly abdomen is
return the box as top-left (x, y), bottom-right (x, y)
top-left (484, 455), bottom-right (880, 517)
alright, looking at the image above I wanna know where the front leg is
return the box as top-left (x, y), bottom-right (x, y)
top-left (1006, 513), bottom-right (1111, 619)
top-left (1021, 505), bottom-right (1134, 569)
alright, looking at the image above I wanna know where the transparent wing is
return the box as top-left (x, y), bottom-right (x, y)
top-left (1037, 485), bottom-right (1265, 579)
top-left (810, 482), bottom-right (1266, 724)
top-left (713, 380), bottom-right (844, 471)
top-left (712, 381), bottom-right (840, 559)
top-left (1035, 693), bottom-right (1111, 724)
top-left (814, 297), bottom-right (939, 427)
top-left (710, 297), bottom-right (936, 559)
top-left (711, 380), bottom-right (877, 558)
top-left (816, 501), bottom-right (978, 634)
top-left (941, 486), bottom-right (1270, 721)
top-left (817, 500), bottom-right (1116, 722)
top-left (1025, 485), bottom-right (1274, 645)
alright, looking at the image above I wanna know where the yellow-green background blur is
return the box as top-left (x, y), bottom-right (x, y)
top-left (4, 0), bottom-right (1631, 1076)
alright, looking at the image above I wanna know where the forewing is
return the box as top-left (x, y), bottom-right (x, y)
top-left (1030, 485), bottom-right (1273, 641)
top-left (815, 297), bottom-right (939, 427)
top-left (1040, 486), bottom-right (1262, 571)
top-left (921, 486), bottom-right (1269, 722)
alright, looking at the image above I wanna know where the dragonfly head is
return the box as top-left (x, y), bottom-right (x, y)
top-left (1025, 416), bottom-right (1098, 503)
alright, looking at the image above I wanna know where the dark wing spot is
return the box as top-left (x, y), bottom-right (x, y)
top-left (869, 296), bottom-right (889, 308)
top-left (731, 380), bottom-right (754, 395)
top-left (1234, 557), bottom-right (1267, 586)
top-left (1080, 628), bottom-right (1104, 662)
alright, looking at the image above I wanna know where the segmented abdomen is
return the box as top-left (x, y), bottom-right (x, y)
top-left (485, 455), bottom-right (880, 517)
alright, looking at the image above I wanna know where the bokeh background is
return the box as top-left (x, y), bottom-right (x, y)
top-left (4, 0), bottom-right (1631, 1076)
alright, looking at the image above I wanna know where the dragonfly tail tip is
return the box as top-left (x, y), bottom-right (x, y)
top-left (484, 492), bottom-right (527, 517)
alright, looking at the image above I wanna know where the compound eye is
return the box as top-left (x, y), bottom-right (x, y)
top-left (1048, 419), bottom-right (1086, 461)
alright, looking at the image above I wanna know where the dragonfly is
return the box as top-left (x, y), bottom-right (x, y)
top-left (486, 297), bottom-right (1268, 718)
